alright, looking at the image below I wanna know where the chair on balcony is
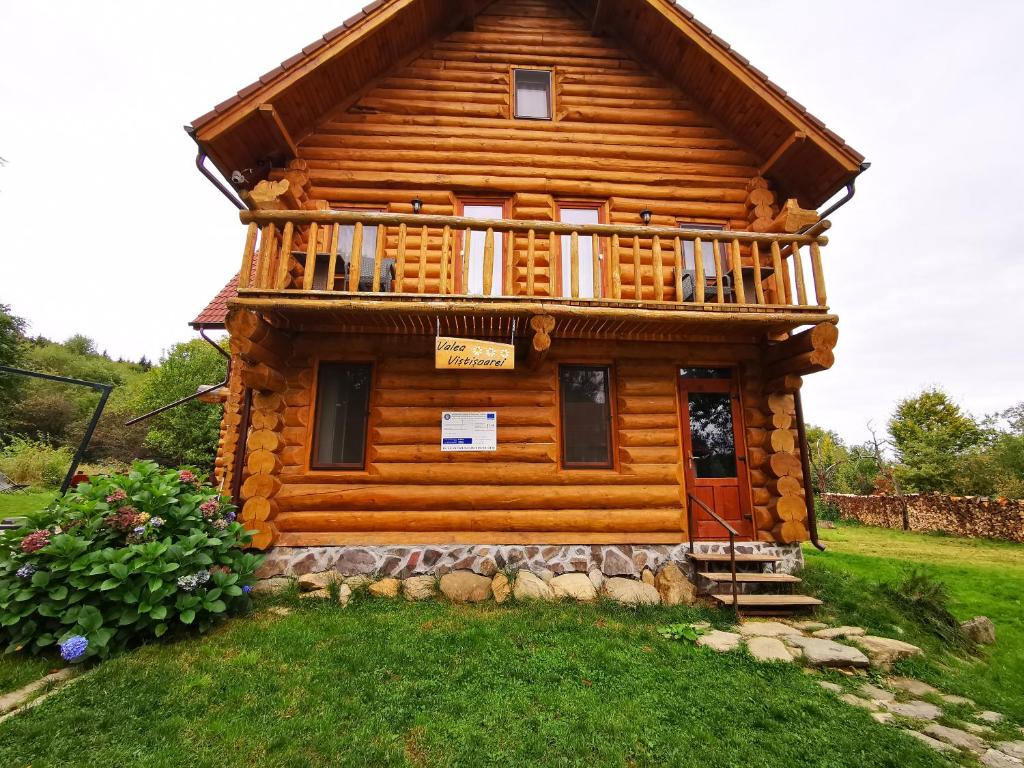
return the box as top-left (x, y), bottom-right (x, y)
top-left (673, 269), bottom-right (732, 303)
top-left (343, 253), bottom-right (396, 293)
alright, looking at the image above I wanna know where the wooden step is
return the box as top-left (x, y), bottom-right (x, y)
top-left (697, 572), bottom-right (800, 584)
top-left (687, 553), bottom-right (782, 564)
top-left (710, 594), bottom-right (822, 608)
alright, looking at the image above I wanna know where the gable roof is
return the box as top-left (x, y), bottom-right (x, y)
top-left (190, 0), bottom-right (864, 209)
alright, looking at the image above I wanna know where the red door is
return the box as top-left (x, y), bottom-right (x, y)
top-left (678, 368), bottom-right (753, 539)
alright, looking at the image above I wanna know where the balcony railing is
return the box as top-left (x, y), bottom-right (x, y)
top-left (236, 210), bottom-right (830, 311)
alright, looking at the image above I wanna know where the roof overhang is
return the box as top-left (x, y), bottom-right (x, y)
top-left (189, 0), bottom-right (864, 209)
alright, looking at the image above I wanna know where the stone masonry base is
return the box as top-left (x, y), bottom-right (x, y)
top-left (256, 542), bottom-right (804, 581)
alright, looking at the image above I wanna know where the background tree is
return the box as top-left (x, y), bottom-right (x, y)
top-left (137, 339), bottom-right (227, 467)
top-left (888, 387), bottom-right (983, 492)
top-left (0, 303), bottom-right (27, 431)
top-left (805, 425), bottom-right (850, 494)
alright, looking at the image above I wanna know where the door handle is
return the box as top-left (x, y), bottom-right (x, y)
top-left (737, 455), bottom-right (747, 462)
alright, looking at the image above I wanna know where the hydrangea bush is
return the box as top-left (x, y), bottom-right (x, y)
top-left (0, 461), bottom-right (262, 662)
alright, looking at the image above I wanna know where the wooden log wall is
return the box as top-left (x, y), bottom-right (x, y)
top-left (214, 326), bottom-right (816, 548)
top-left (214, 359), bottom-right (244, 490)
top-left (268, 0), bottom-right (776, 301)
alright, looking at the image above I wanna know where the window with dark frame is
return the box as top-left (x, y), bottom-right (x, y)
top-left (312, 363), bottom-right (372, 469)
top-left (559, 365), bottom-right (613, 468)
top-left (514, 68), bottom-right (552, 120)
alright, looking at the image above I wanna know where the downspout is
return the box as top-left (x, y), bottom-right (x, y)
top-left (794, 390), bottom-right (824, 551)
top-left (798, 161), bottom-right (871, 234)
top-left (184, 126), bottom-right (247, 210)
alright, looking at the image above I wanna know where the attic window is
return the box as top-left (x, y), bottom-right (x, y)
top-left (514, 68), bottom-right (552, 120)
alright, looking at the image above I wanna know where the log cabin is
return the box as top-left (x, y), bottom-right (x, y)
top-left (186, 0), bottom-right (866, 609)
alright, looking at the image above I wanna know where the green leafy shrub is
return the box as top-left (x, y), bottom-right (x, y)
top-left (0, 437), bottom-right (72, 487)
top-left (657, 623), bottom-right (705, 642)
top-left (0, 461), bottom-right (261, 661)
top-left (814, 497), bottom-right (842, 522)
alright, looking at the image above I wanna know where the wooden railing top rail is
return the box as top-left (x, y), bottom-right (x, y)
top-left (240, 209), bottom-right (830, 246)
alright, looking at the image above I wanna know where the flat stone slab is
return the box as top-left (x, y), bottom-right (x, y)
top-left (746, 636), bottom-right (793, 662)
top-left (856, 635), bottom-right (923, 668)
top-left (0, 668), bottom-right (75, 715)
top-left (840, 693), bottom-right (878, 711)
top-left (696, 630), bottom-right (741, 653)
top-left (737, 621), bottom-right (802, 638)
top-left (859, 683), bottom-right (896, 703)
top-left (789, 620), bottom-right (828, 631)
top-left (924, 723), bottom-right (987, 755)
top-left (885, 700), bottom-right (942, 720)
top-left (818, 681), bottom-right (844, 694)
top-left (982, 749), bottom-right (1024, 768)
top-left (979, 711), bottom-right (1007, 724)
top-left (784, 635), bottom-right (869, 668)
top-left (905, 730), bottom-right (956, 753)
top-left (941, 693), bottom-right (976, 707)
top-left (811, 625), bottom-right (867, 640)
top-left (997, 742), bottom-right (1024, 760)
top-left (872, 712), bottom-right (894, 724)
top-left (888, 677), bottom-right (939, 696)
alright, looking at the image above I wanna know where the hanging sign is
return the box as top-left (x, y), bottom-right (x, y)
top-left (441, 412), bottom-right (497, 452)
top-left (435, 336), bottom-right (514, 370)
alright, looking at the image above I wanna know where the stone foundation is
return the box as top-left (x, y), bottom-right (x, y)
top-left (255, 542), bottom-right (804, 581)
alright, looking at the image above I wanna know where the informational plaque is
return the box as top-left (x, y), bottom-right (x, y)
top-left (441, 412), bottom-right (497, 452)
top-left (435, 337), bottom-right (514, 370)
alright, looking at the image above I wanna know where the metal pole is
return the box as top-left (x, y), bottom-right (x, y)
top-left (60, 386), bottom-right (111, 495)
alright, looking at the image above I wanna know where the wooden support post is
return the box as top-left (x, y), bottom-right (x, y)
top-left (528, 314), bottom-right (555, 369)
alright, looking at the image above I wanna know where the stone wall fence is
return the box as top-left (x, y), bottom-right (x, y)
top-left (819, 493), bottom-right (1024, 543)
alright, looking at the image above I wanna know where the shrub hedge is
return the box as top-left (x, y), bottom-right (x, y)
top-left (0, 461), bottom-right (261, 662)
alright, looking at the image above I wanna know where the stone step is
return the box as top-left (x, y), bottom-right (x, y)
top-left (697, 571), bottom-right (801, 583)
top-left (710, 594), bottom-right (822, 608)
top-left (687, 552), bottom-right (783, 564)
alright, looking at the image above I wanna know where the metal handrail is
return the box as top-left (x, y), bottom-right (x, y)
top-left (686, 492), bottom-right (739, 611)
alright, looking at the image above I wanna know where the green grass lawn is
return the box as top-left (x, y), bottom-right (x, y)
top-left (0, 598), bottom-right (942, 768)
top-left (0, 488), bottom-right (57, 519)
top-left (805, 523), bottom-right (1024, 722)
top-left (0, 521), bottom-right (1020, 766)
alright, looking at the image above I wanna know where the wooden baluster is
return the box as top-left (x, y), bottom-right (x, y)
top-left (770, 240), bottom-right (786, 304)
top-left (712, 239), bottom-right (724, 303)
top-left (810, 240), bottom-right (827, 306)
top-left (505, 231), bottom-right (515, 296)
top-left (548, 232), bottom-right (555, 296)
top-left (256, 224), bottom-right (276, 289)
top-left (275, 222), bottom-right (294, 289)
top-left (652, 235), bottom-right (664, 301)
top-left (693, 236), bottom-right (705, 303)
top-left (239, 222), bottom-right (258, 289)
top-left (611, 233), bottom-right (622, 299)
top-left (730, 238), bottom-right (745, 304)
top-left (526, 229), bottom-right (536, 296)
top-left (302, 222), bottom-right (318, 291)
top-left (461, 227), bottom-right (471, 293)
top-left (792, 242), bottom-right (807, 305)
top-left (438, 225), bottom-right (451, 294)
top-left (394, 223), bottom-right (407, 294)
top-left (632, 236), bottom-right (641, 300)
top-left (673, 236), bottom-right (683, 302)
top-left (481, 227), bottom-right (495, 295)
top-left (591, 234), bottom-right (601, 298)
top-left (417, 225), bottom-right (428, 294)
top-left (371, 224), bottom-right (386, 292)
top-left (348, 222), bottom-right (364, 292)
top-left (570, 231), bottom-right (580, 299)
top-left (751, 241), bottom-right (765, 305)
top-left (325, 223), bottom-right (340, 291)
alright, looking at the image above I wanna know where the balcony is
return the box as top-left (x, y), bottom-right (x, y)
top-left (232, 209), bottom-right (833, 337)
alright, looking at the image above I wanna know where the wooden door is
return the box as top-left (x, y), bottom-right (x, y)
top-left (678, 368), bottom-right (753, 539)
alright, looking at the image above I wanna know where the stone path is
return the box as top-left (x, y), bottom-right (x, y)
top-left (0, 667), bottom-right (85, 726)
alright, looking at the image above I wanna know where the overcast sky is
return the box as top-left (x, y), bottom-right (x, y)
top-left (1, 1), bottom-right (1022, 444)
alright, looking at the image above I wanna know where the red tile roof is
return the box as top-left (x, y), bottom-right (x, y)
top-left (190, 274), bottom-right (238, 328)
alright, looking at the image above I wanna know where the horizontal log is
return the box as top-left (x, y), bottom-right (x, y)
top-left (241, 497), bottom-right (277, 523)
top-left (288, 462), bottom-right (680, 486)
top-left (763, 322), bottom-right (839, 364)
top-left (769, 428), bottom-right (796, 454)
top-left (374, 389), bottom-right (554, 407)
top-left (770, 495), bottom-right (808, 522)
top-left (241, 363), bottom-right (285, 394)
top-left (370, 425), bottom-right (554, 445)
top-left (275, 484), bottom-right (682, 512)
top-left (619, 445), bottom-right (679, 464)
top-left (618, 413), bottom-right (678, 430)
top-left (768, 451), bottom-right (802, 479)
top-left (767, 476), bottom-right (803, 497)
top-left (370, 443), bottom-right (557, 463)
top-left (276, 532), bottom-right (689, 546)
top-left (372, 406), bottom-right (555, 427)
top-left (274, 508), bottom-right (685, 534)
top-left (772, 520), bottom-right (809, 544)
top-left (241, 474), bottom-right (281, 501)
top-left (247, 449), bottom-right (281, 476)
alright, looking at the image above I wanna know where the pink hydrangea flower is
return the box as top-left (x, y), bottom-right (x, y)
top-left (20, 530), bottom-right (51, 553)
top-left (106, 489), bottom-right (128, 504)
top-left (178, 470), bottom-right (196, 484)
top-left (199, 499), bottom-right (220, 518)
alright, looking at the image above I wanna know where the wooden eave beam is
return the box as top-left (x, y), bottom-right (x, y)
top-left (643, 1), bottom-right (863, 173)
top-left (758, 131), bottom-right (806, 177)
top-left (192, 0), bottom-right (421, 143)
top-left (258, 104), bottom-right (299, 159)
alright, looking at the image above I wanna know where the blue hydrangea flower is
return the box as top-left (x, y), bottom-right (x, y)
top-left (16, 563), bottom-right (36, 579)
top-left (223, 510), bottom-right (236, 522)
top-left (242, 584), bottom-right (252, 594)
top-left (133, 525), bottom-right (146, 535)
top-left (60, 634), bottom-right (89, 662)
top-left (150, 516), bottom-right (164, 527)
